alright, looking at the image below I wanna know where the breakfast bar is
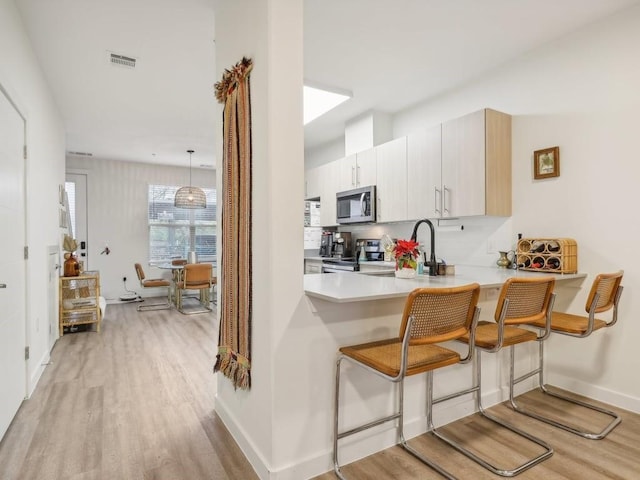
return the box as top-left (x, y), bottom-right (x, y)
top-left (302, 266), bottom-right (588, 472)
top-left (304, 265), bottom-right (586, 303)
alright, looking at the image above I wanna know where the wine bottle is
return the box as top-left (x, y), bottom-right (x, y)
top-left (531, 256), bottom-right (544, 268)
top-left (517, 257), bottom-right (531, 268)
top-left (547, 241), bottom-right (560, 253)
top-left (530, 242), bottom-right (545, 253)
top-left (546, 257), bottom-right (561, 269)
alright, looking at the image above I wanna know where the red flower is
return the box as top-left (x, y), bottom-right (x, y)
top-left (393, 239), bottom-right (419, 258)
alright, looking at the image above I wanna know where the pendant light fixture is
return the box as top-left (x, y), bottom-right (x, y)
top-left (174, 149), bottom-right (206, 209)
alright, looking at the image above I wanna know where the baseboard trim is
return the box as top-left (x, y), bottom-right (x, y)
top-left (28, 349), bottom-right (50, 397)
top-left (547, 373), bottom-right (640, 413)
top-left (215, 388), bottom-right (502, 480)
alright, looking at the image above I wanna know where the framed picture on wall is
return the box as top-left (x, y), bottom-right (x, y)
top-left (533, 146), bottom-right (560, 180)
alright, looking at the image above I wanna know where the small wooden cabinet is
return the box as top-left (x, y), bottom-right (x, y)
top-left (59, 271), bottom-right (102, 335)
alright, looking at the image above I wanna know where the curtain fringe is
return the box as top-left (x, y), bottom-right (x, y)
top-left (214, 349), bottom-right (251, 390)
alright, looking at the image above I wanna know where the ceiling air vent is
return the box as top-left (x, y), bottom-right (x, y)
top-left (109, 53), bottom-right (137, 69)
top-left (67, 151), bottom-right (93, 157)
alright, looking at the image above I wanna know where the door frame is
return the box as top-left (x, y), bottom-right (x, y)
top-left (0, 81), bottom-right (29, 413)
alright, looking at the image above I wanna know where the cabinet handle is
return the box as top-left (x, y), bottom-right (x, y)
top-left (434, 187), bottom-right (441, 216)
top-left (0, 284), bottom-right (6, 289)
top-left (356, 165), bottom-right (361, 186)
top-left (351, 166), bottom-right (356, 186)
top-left (443, 185), bottom-right (450, 215)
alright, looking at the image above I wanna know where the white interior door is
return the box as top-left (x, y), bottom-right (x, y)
top-left (0, 85), bottom-right (27, 441)
top-left (65, 173), bottom-right (88, 270)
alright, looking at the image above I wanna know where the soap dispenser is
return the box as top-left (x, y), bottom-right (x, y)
top-left (358, 244), bottom-right (367, 262)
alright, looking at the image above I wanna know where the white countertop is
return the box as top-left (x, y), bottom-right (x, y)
top-left (304, 265), bottom-right (587, 303)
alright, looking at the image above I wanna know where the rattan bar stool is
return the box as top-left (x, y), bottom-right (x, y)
top-left (430, 276), bottom-right (556, 477)
top-left (509, 271), bottom-right (624, 440)
top-left (134, 263), bottom-right (172, 311)
top-left (333, 284), bottom-right (481, 480)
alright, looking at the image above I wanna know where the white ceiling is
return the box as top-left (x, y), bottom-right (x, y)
top-left (16, 0), bottom-right (640, 168)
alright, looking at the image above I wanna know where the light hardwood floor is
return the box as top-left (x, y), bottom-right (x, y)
top-left (315, 385), bottom-right (640, 480)
top-left (0, 301), bottom-right (257, 480)
top-left (2, 302), bottom-right (639, 480)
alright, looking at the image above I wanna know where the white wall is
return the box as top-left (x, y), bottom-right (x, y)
top-left (65, 156), bottom-right (215, 301)
top-left (0, 0), bottom-right (66, 393)
top-left (391, 5), bottom-right (640, 409)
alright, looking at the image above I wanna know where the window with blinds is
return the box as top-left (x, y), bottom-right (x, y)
top-left (148, 185), bottom-right (217, 263)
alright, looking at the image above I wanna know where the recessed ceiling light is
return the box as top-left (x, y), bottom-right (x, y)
top-left (303, 85), bottom-right (351, 125)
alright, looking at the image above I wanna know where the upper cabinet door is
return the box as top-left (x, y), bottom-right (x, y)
top-left (376, 136), bottom-right (408, 223)
top-left (441, 109), bottom-right (486, 217)
top-left (318, 161), bottom-right (338, 227)
top-left (355, 148), bottom-right (376, 187)
top-left (337, 154), bottom-right (357, 192)
top-left (304, 165), bottom-right (322, 200)
top-left (407, 125), bottom-right (442, 220)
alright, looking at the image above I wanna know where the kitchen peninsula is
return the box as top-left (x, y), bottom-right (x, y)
top-left (304, 265), bottom-right (586, 303)
top-left (302, 266), bottom-right (587, 473)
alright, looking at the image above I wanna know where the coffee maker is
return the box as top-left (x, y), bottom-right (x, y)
top-left (333, 232), bottom-right (353, 258)
top-left (319, 231), bottom-right (334, 257)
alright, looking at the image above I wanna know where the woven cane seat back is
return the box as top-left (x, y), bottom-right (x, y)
top-left (585, 271), bottom-right (623, 314)
top-left (340, 283), bottom-right (480, 377)
top-left (399, 284), bottom-right (481, 345)
top-left (494, 277), bottom-right (555, 325)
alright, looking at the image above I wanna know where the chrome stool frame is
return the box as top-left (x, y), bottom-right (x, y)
top-left (431, 277), bottom-right (556, 477)
top-left (509, 271), bottom-right (624, 440)
top-left (333, 285), bottom-right (481, 480)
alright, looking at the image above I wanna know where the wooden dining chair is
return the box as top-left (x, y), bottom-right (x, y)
top-left (333, 284), bottom-right (481, 480)
top-left (134, 263), bottom-right (171, 311)
top-left (175, 263), bottom-right (213, 314)
top-left (434, 276), bottom-right (557, 477)
top-left (510, 271), bottom-right (624, 439)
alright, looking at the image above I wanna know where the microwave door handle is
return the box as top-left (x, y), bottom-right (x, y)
top-left (360, 193), bottom-right (366, 216)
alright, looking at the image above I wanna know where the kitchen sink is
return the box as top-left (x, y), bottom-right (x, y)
top-left (359, 270), bottom-right (395, 277)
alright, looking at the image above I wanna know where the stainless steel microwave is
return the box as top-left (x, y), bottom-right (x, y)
top-left (336, 185), bottom-right (376, 224)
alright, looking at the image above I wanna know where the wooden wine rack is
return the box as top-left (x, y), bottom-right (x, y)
top-left (516, 238), bottom-right (577, 274)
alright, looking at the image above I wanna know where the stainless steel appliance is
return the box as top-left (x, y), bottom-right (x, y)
top-left (321, 258), bottom-right (359, 273)
top-left (333, 232), bottom-right (352, 258)
top-left (336, 185), bottom-right (376, 224)
top-left (355, 238), bottom-right (385, 261)
top-left (319, 231), bottom-right (334, 257)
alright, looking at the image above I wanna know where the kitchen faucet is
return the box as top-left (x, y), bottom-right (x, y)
top-left (410, 219), bottom-right (438, 276)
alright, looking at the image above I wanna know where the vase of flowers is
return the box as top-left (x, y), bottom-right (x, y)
top-left (393, 239), bottom-right (419, 279)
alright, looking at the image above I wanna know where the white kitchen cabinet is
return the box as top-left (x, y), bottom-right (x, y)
top-left (304, 165), bottom-right (322, 200)
top-left (375, 136), bottom-right (408, 223)
top-left (304, 258), bottom-right (323, 274)
top-left (318, 161), bottom-right (338, 227)
top-left (336, 148), bottom-right (376, 192)
top-left (440, 108), bottom-right (511, 217)
top-left (407, 124), bottom-right (442, 220)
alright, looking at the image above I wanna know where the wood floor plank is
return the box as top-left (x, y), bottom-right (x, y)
top-left (0, 301), bottom-right (257, 480)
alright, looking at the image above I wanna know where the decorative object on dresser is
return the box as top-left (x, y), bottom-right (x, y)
top-left (516, 238), bottom-right (577, 273)
top-left (533, 146), bottom-right (560, 179)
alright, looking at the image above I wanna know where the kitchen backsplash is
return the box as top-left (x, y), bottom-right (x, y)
top-left (332, 216), bottom-right (515, 267)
